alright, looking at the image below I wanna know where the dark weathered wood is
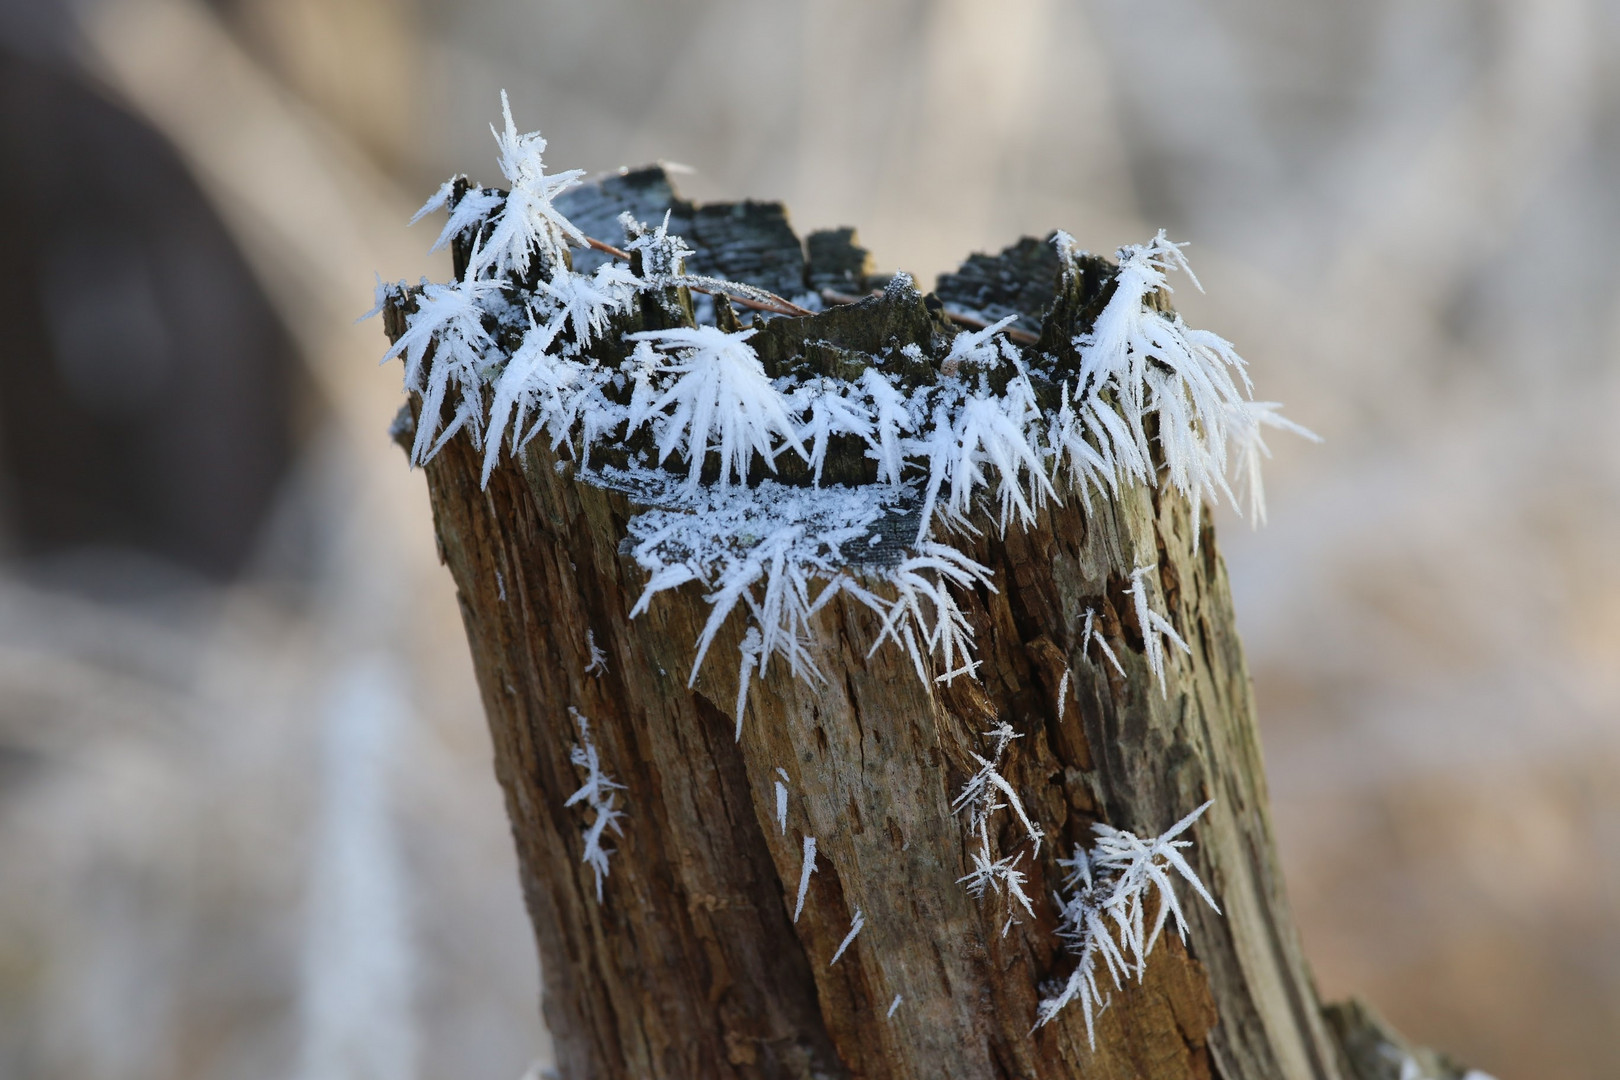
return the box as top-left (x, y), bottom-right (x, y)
top-left (405, 405), bottom-right (1346, 1078)
top-left (934, 234), bottom-right (1066, 338)
top-left (381, 171), bottom-right (1435, 1078)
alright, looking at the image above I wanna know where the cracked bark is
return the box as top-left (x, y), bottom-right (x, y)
top-left (383, 169), bottom-right (1460, 1079)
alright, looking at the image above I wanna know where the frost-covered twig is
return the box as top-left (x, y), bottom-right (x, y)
top-left (1033, 801), bottom-right (1219, 1042)
top-left (591, 224), bottom-right (814, 317)
top-left (1081, 607), bottom-right (1125, 678)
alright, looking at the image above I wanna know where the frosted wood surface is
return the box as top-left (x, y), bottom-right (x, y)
top-left (412, 415), bottom-right (1346, 1078)
top-left (393, 170), bottom-right (1347, 1077)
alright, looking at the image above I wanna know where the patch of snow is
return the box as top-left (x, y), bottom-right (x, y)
top-left (1128, 565), bottom-right (1191, 695)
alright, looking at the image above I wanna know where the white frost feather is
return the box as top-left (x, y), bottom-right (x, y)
top-left (829, 908), bottom-right (865, 965)
top-left (794, 836), bottom-right (817, 923)
top-left (1128, 565), bottom-right (1191, 695)
top-left (468, 92), bottom-right (587, 280)
top-left (954, 723), bottom-right (1043, 932)
top-left (1066, 231), bottom-right (1317, 542)
top-left (1034, 801), bottom-right (1219, 1042)
top-left (385, 272), bottom-right (502, 466)
top-left (628, 326), bottom-right (808, 491)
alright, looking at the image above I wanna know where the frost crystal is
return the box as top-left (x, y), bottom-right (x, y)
top-left (954, 723), bottom-right (1043, 933)
top-left (1060, 231), bottom-right (1318, 541)
top-left (1033, 801), bottom-right (1219, 1043)
top-left (1081, 607), bottom-right (1125, 678)
top-left (412, 180), bottom-right (502, 256)
top-left (384, 272), bottom-right (502, 466)
top-left (829, 908), bottom-right (865, 965)
top-left (537, 262), bottom-right (641, 351)
top-left (564, 709), bottom-right (626, 902)
top-left (793, 836), bottom-right (817, 923)
top-left (627, 325), bottom-right (807, 491)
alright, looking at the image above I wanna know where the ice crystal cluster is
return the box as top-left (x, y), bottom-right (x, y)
top-left (377, 94), bottom-right (1313, 1035)
top-left (378, 94), bottom-right (1309, 715)
top-left (1033, 801), bottom-right (1220, 1043)
top-left (954, 722), bottom-right (1043, 936)
top-left (563, 708), bottom-right (624, 902)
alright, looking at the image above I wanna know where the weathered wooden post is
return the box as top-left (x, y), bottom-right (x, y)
top-left (380, 126), bottom-right (1474, 1078)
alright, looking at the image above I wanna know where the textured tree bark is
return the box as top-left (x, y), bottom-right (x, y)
top-left (381, 172), bottom-right (1433, 1079)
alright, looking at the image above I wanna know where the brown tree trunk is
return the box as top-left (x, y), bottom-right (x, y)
top-left (380, 174), bottom-right (1444, 1079)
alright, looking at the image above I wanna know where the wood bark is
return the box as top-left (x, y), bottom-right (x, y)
top-left (383, 171), bottom-right (1458, 1079)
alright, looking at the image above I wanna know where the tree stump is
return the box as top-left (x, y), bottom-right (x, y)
top-left (382, 168), bottom-right (1457, 1079)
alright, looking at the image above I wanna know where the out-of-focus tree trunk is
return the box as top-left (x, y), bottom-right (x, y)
top-left (381, 175), bottom-right (1455, 1080)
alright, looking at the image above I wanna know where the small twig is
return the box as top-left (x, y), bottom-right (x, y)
top-left (584, 235), bottom-right (633, 261)
top-left (821, 289), bottom-right (1040, 345)
top-left (583, 235), bottom-right (814, 318)
top-left (590, 236), bottom-right (1039, 338)
top-left (682, 274), bottom-right (816, 318)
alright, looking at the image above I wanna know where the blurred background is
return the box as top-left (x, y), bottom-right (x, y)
top-left (0, 0), bottom-right (1616, 1078)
